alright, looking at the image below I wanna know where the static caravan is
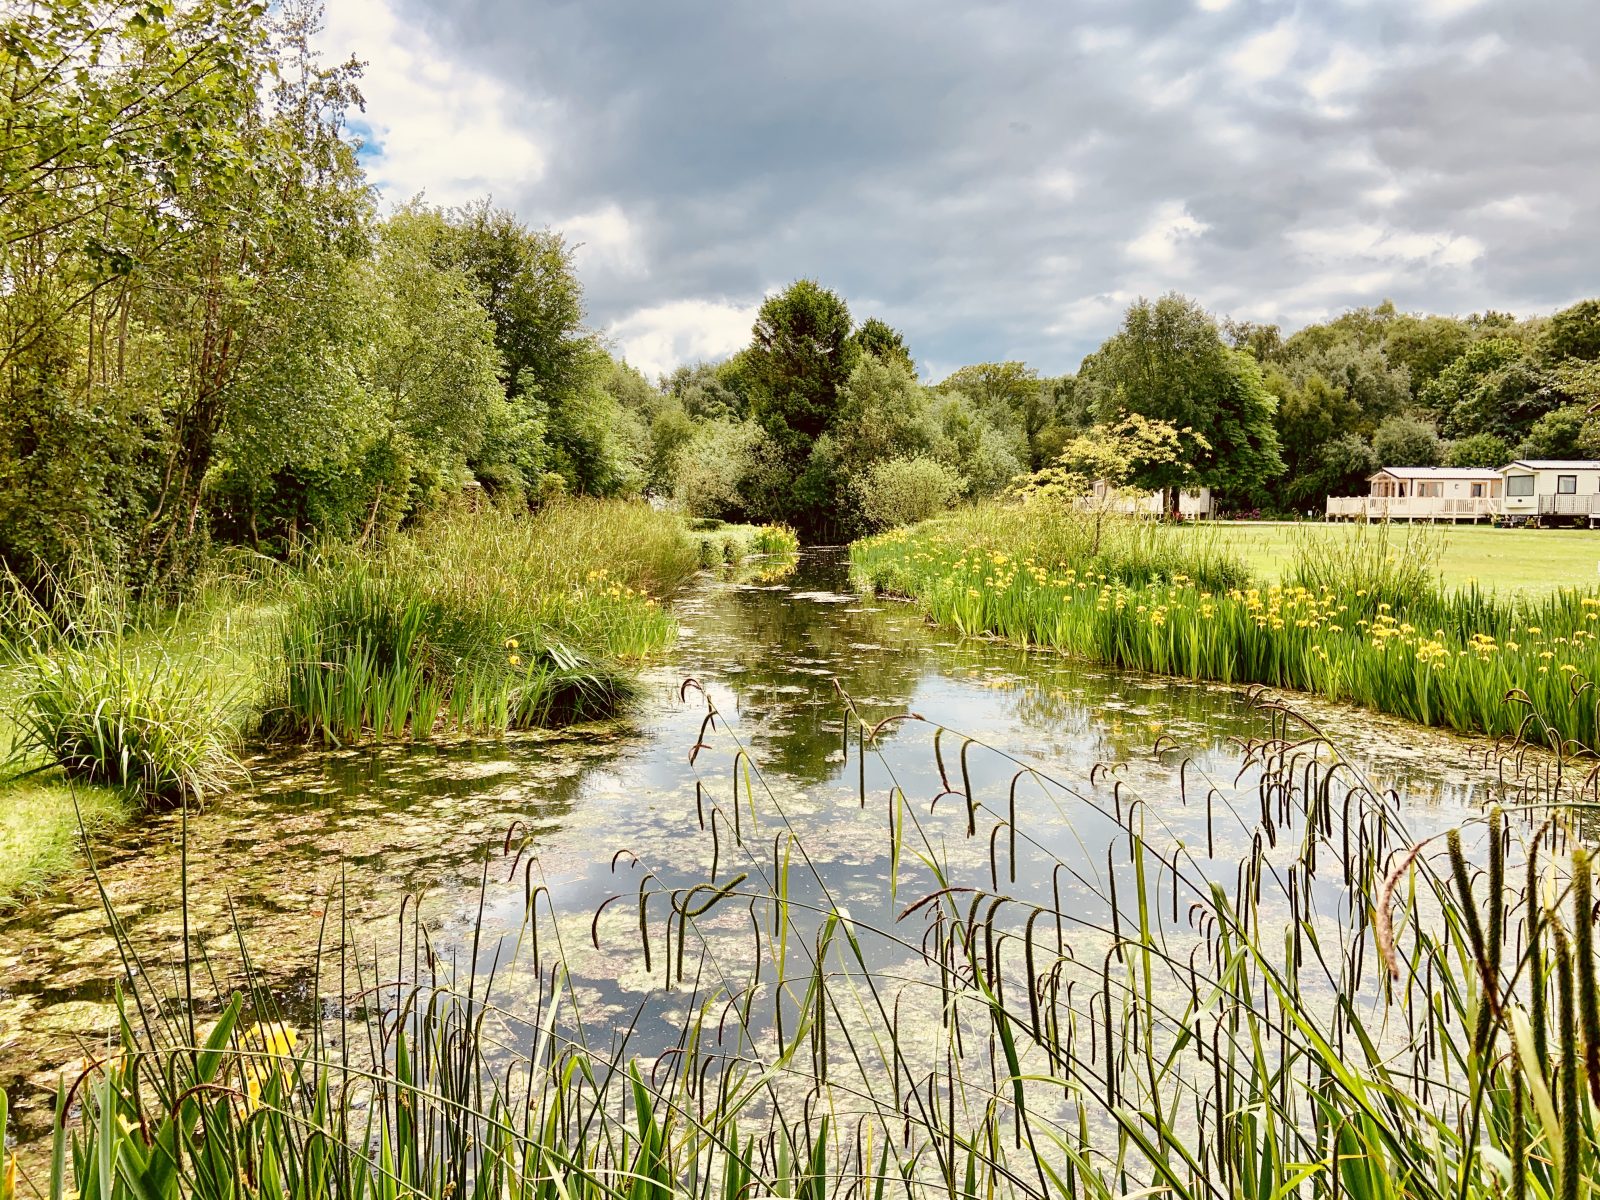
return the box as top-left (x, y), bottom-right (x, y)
top-left (1325, 467), bottom-right (1501, 522)
top-left (1087, 482), bottom-right (1214, 518)
top-left (1499, 460), bottom-right (1600, 526)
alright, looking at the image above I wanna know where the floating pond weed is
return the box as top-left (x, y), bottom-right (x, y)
top-left (14, 675), bottom-right (1600, 1200)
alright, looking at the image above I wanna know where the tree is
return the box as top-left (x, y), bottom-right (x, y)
top-left (850, 318), bottom-right (915, 375)
top-left (1083, 294), bottom-right (1283, 506)
top-left (743, 280), bottom-right (856, 531)
top-left (1518, 406), bottom-right (1590, 460)
top-left (1445, 432), bottom-right (1512, 469)
top-left (1382, 314), bottom-right (1472, 397)
top-left (1016, 415), bottom-right (1196, 552)
top-left (1538, 300), bottom-right (1600, 365)
top-left (1270, 370), bottom-right (1361, 506)
top-left (1372, 416), bottom-right (1443, 466)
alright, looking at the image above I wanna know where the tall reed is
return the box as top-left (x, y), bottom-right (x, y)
top-left (15, 684), bottom-right (1599, 1200)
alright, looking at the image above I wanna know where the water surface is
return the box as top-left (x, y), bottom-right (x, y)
top-left (0, 549), bottom-right (1516, 1143)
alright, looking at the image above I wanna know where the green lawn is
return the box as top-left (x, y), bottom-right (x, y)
top-left (1209, 521), bottom-right (1600, 595)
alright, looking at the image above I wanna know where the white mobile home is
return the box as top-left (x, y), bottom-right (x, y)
top-left (1086, 482), bottom-right (1213, 519)
top-left (1499, 460), bottom-right (1600, 526)
top-left (1325, 467), bottom-right (1501, 523)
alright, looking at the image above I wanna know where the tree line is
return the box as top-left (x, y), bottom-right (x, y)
top-left (7, 1), bottom-right (1600, 584)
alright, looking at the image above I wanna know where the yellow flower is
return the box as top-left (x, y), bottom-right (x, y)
top-left (505, 637), bottom-right (520, 650)
top-left (508, 653), bottom-right (522, 666)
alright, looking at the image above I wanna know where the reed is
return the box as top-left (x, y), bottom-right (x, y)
top-left (853, 509), bottom-right (1600, 749)
top-left (261, 502), bottom-right (686, 743)
top-left (14, 682), bottom-right (1600, 1200)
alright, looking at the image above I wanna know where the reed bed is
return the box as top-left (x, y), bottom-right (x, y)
top-left (853, 507), bottom-right (1600, 750)
top-left (13, 678), bottom-right (1600, 1200)
top-left (687, 521), bottom-right (802, 567)
top-left (262, 502), bottom-right (694, 744)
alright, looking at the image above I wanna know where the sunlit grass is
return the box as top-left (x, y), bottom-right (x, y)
top-left (854, 504), bottom-right (1600, 748)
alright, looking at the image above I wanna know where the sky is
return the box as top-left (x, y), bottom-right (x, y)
top-left (317, 0), bottom-right (1600, 383)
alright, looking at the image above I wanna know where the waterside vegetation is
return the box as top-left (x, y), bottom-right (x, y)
top-left (0, 502), bottom-right (798, 900)
top-left (5, 691), bottom-right (1599, 1200)
top-left (854, 503), bottom-right (1600, 749)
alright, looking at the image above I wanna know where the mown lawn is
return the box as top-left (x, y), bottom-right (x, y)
top-left (1208, 520), bottom-right (1600, 594)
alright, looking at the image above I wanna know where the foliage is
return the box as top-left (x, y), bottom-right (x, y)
top-left (1445, 431), bottom-right (1512, 468)
top-left (1372, 414), bottom-right (1443, 466)
top-left (1082, 293), bottom-right (1284, 502)
top-left (11, 643), bottom-right (242, 804)
top-left (262, 504), bottom-right (691, 743)
top-left (854, 456), bottom-right (967, 530)
top-left (855, 511), bottom-right (1600, 747)
top-left (1519, 404), bottom-right (1591, 460)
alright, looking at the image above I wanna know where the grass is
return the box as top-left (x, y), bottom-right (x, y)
top-left (1211, 520), bottom-right (1600, 594)
top-left (687, 520), bottom-right (802, 567)
top-left (853, 504), bottom-right (1600, 749)
top-left (8, 682), bottom-right (1599, 1200)
top-left (262, 502), bottom-right (696, 744)
top-left (0, 779), bottom-right (127, 903)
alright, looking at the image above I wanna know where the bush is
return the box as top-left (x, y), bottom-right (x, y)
top-left (12, 644), bottom-right (241, 803)
top-left (855, 455), bottom-right (966, 530)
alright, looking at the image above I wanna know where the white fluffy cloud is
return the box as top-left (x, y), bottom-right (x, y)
top-left (316, 0), bottom-right (543, 207)
top-left (605, 299), bottom-right (761, 383)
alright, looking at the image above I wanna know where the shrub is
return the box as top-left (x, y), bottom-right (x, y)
top-left (855, 455), bottom-right (966, 530)
top-left (11, 643), bottom-right (241, 803)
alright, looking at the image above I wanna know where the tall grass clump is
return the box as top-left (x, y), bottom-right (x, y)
top-left (16, 688), bottom-right (1600, 1200)
top-left (262, 501), bottom-right (693, 743)
top-left (688, 521), bottom-right (801, 566)
top-left (10, 644), bottom-right (242, 802)
top-left (0, 562), bottom-right (248, 806)
top-left (1286, 519), bottom-right (1444, 614)
top-left (855, 507), bottom-right (1600, 748)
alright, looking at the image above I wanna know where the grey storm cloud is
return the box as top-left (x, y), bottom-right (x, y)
top-left (372, 0), bottom-right (1600, 378)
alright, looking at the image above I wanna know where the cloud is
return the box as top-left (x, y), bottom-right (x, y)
top-left (315, 0), bottom-right (543, 207)
top-left (1125, 202), bottom-right (1210, 271)
top-left (341, 0), bottom-right (1600, 375)
top-left (606, 299), bottom-right (761, 383)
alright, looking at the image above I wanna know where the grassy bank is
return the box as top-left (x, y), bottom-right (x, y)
top-left (0, 501), bottom-right (700, 900)
top-left (853, 502), bottom-right (1600, 748)
top-left (1212, 519), bottom-right (1600, 594)
top-left (6, 693), bottom-right (1595, 1200)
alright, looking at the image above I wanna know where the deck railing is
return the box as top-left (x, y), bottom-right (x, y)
top-left (1325, 496), bottom-right (1498, 520)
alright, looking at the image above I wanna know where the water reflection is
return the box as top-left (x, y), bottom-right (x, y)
top-left (0, 548), bottom-right (1514, 1145)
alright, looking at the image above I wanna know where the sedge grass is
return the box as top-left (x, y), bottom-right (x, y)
top-left (854, 503), bottom-right (1600, 749)
top-left (262, 502), bottom-right (690, 744)
top-left (12, 679), bottom-right (1600, 1200)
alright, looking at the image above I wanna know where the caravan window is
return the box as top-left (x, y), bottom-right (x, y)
top-left (1507, 475), bottom-right (1535, 497)
top-left (1559, 475), bottom-right (1578, 494)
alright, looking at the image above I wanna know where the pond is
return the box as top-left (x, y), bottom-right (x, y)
top-left (0, 549), bottom-right (1522, 1146)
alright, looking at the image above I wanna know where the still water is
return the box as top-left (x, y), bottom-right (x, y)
top-left (0, 549), bottom-right (1510, 1142)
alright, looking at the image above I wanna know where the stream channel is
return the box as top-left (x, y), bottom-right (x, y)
top-left (0, 548), bottom-right (1514, 1145)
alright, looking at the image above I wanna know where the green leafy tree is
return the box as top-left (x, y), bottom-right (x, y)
top-left (849, 318), bottom-right (915, 375)
top-left (1371, 416), bottom-right (1443, 466)
top-left (1538, 300), bottom-right (1600, 365)
top-left (1444, 432), bottom-right (1512, 469)
top-left (744, 280), bottom-right (856, 531)
top-left (1518, 405), bottom-right (1590, 460)
top-left (1083, 294), bottom-right (1283, 506)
